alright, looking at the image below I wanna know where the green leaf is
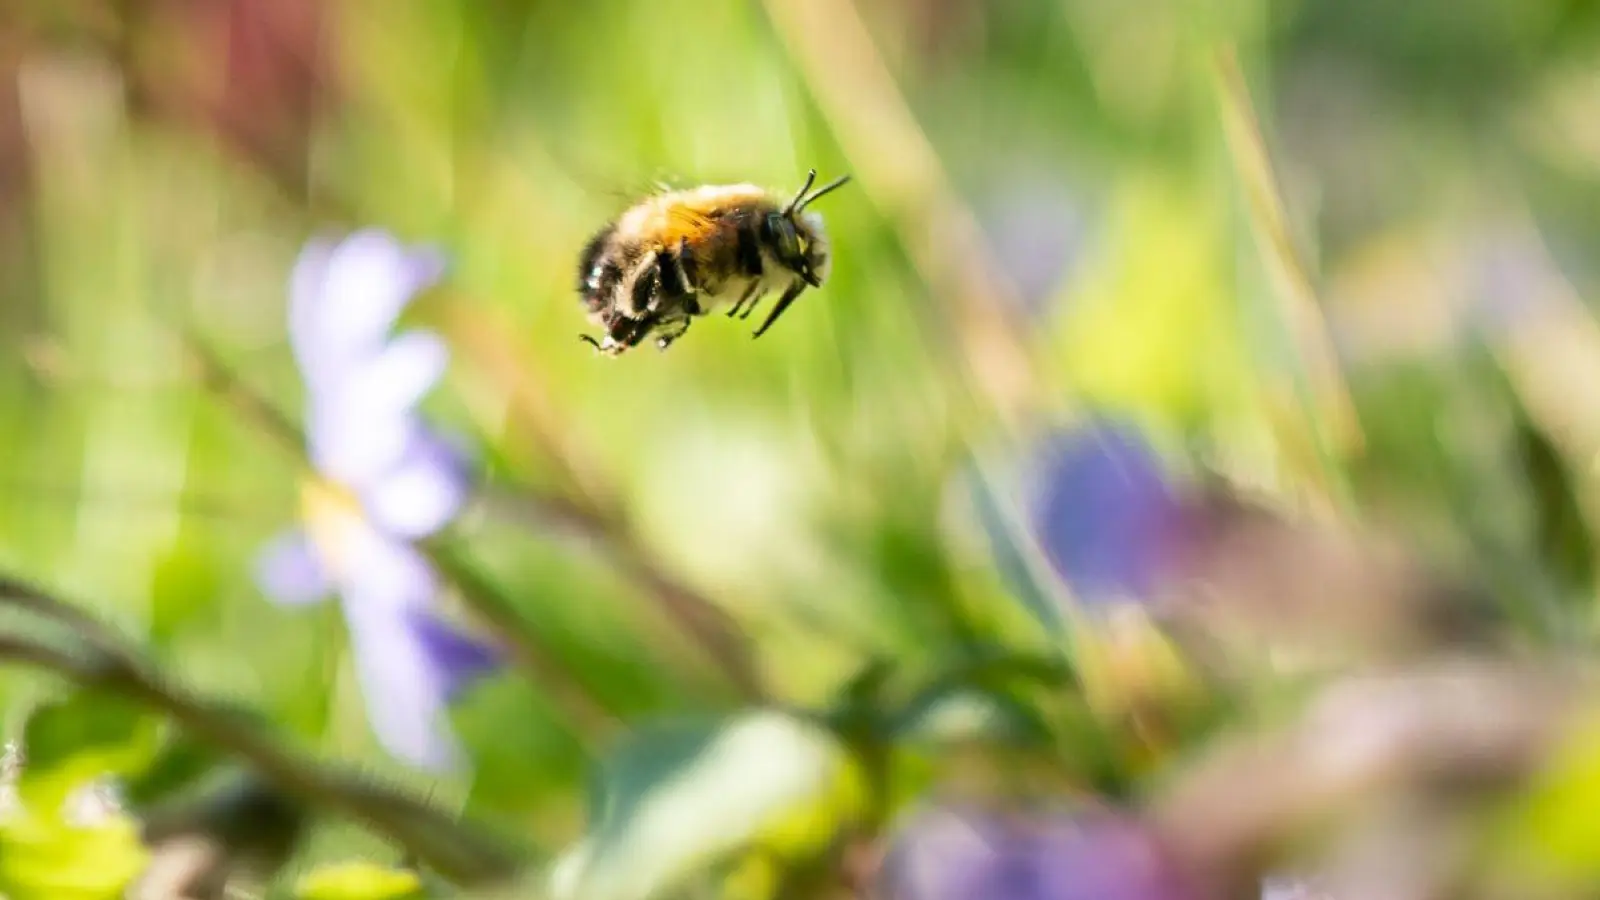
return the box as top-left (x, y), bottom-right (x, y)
top-left (892, 684), bottom-right (1049, 748)
top-left (16, 690), bottom-right (161, 816)
top-left (0, 811), bottom-right (148, 900)
top-left (117, 733), bottom-right (226, 810)
top-left (295, 861), bottom-right (426, 900)
top-left (550, 710), bottom-right (867, 900)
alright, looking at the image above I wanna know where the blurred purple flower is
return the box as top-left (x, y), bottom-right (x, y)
top-left (254, 230), bottom-right (498, 772)
top-left (1023, 417), bottom-right (1189, 605)
top-left (878, 803), bottom-right (1194, 900)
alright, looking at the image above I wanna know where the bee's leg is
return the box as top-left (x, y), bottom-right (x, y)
top-left (625, 255), bottom-right (661, 317)
top-left (582, 310), bottom-right (624, 355)
top-left (666, 239), bottom-right (698, 297)
top-left (655, 317), bottom-right (692, 351)
top-left (618, 310), bottom-right (658, 348)
top-left (738, 292), bottom-right (767, 320)
top-left (727, 281), bottom-right (763, 319)
top-left (583, 308), bottom-right (656, 356)
top-left (647, 240), bottom-right (699, 316)
top-left (579, 333), bottom-right (625, 356)
top-left (751, 281), bottom-right (807, 339)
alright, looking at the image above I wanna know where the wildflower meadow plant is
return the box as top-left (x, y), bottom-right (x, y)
top-left (254, 230), bottom-right (499, 772)
top-left (877, 802), bottom-right (1192, 900)
top-left (1023, 418), bottom-right (1188, 606)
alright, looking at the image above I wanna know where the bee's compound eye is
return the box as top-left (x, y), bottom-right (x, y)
top-left (765, 213), bottom-right (802, 267)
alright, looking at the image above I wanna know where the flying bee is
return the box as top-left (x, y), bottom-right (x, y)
top-left (575, 168), bottom-right (851, 355)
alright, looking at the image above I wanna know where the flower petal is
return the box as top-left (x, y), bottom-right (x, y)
top-left (339, 329), bottom-right (450, 419)
top-left (254, 529), bottom-right (331, 607)
top-left (288, 236), bottom-right (339, 383)
top-left (1024, 419), bottom-right (1182, 604)
top-left (342, 598), bottom-right (462, 772)
top-left (332, 534), bottom-right (461, 770)
top-left (403, 608), bottom-right (502, 701)
top-left (363, 429), bottom-right (474, 539)
top-left (287, 230), bottom-right (447, 396)
top-left (307, 404), bottom-right (422, 490)
top-left (318, 230), bottom-right (445, 354)
top-left (337, 527), bottom-right (437, 615)
top-left (880, 804), bottom-right (1193, 900)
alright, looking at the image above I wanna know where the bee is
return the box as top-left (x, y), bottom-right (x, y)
top-left (575, 169), bottom-right (851, 355)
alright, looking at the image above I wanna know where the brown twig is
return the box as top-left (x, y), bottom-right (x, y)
top-left (422, 543), bottom-right (621, 739)
top-left (0, 572), bottom-right (132, 658)
top-left (0, 577), bottom-right (525, 885)
top-left (180, 329), bottom-right (305, 457)
top-left (472, 485), bottom-right (766, 704)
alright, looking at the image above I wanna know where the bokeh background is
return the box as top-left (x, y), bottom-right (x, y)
top-left (4, 0), bottom-right (1600, 898)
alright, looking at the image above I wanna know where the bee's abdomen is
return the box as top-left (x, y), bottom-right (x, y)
top-left (577, 224), bottom-right (625, 313)
top-left (576, 224), bottom-right (614, 288)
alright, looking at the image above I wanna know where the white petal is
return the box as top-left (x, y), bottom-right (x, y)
top-left (362, 430), bottom-right (472, 539)
top-left (340, 330), bottom-right (449, 419)
top-left (343, 597), bottom-right (461, 772)
top-left (307, 403), bottom-right (420, 489)
top-left (318, 231), bottom-right (445, 360)
top-left (287, 237), bottom-right (339, 381)
top-left (336, 526), bottom-right (438, 614)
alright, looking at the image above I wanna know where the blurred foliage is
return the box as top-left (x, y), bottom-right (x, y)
top-left (295, 861), bottom-right (427, 900)
top-left (1, 0), bottom-right (1600, 898)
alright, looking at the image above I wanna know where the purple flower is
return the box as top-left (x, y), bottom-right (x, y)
top-left (1023, 417), bottom-right (1188, 605)
top-left (255, 230), bottom-right (498, 772)
top-left (878, 803), bottom-right (1194, 900)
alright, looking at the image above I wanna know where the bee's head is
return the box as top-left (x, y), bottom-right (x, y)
top-left (765, 170), bottom-right (850, 287)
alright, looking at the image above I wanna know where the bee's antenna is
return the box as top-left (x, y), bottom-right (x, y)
top-left (794, 174), bottom-right (852, 214)
top-left (783, 169), bottom-right (820, 216)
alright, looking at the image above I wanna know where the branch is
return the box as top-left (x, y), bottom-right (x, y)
top-left (0, 576), bottom-right (526, 886)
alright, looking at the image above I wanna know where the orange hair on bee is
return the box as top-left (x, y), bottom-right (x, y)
top-left (616, 184), bottom-right (772, 251)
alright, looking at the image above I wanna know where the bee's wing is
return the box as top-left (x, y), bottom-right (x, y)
top-left (545, 151), bottom-right (668, 205)
top-left (574, 162), bottom-right (692, 208)
top-left (659, 204), bottom-right (723, 249)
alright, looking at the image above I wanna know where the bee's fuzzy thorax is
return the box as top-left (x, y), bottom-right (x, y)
top-left (614, 183), bottom-right (771, 239)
